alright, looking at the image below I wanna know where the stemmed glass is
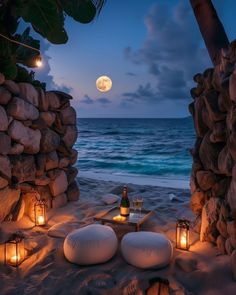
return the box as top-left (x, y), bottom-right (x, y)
top-left (137, 196), bottom-right (143, 217)
top-left (132, 196), bottom-right (143, 218)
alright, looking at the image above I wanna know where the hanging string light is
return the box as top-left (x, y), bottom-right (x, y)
top-left (0, 32), bottom-right (43, 67)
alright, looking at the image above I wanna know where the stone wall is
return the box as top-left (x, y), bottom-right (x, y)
top-left (0, 73), bottom-right (79, 223)
top-left (189, 41), bottom-right (236, 273)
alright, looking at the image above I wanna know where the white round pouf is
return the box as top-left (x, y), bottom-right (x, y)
top-left (121, 232), bottom-right (173, 269)
top-left (64, 224), bottom-right (118, 265)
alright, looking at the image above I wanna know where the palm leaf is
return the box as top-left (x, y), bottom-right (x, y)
top-left (15, 0), bottom-right (68, 44)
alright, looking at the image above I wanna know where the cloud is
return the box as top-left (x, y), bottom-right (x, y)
top-left (80, 95), bottom-right (111, 106)
top-left (123, 83), bottom-right (157, 102)
top-left (96, 97), bottom-right (111, 104)
top-left (80, 95), bottom-right (94, 104)
top-left (126, 72), bottom-right (137, 76)
top-left (33, 39), bottom-right (72, 93)
top-left (123, 0), bottom-right (211, 104)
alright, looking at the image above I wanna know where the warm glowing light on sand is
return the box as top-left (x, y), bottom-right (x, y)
top-left (96, 75), bottom-right (112, 92)
top-left (113, 215), bottom-right (126, 222)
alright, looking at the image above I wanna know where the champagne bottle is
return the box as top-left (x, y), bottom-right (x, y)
top-left (120, 185), bottom-right (130, 217)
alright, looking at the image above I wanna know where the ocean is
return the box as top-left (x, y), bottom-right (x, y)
top-left (75, 118), bottom-right (195, 183)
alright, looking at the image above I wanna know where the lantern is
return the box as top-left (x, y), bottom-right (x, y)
top-left (176, 219), bottom-right (190, 250)
top-left (5, 232), bottom-right (25, 267)
top-left (34, 199), bottom-right (46, 226)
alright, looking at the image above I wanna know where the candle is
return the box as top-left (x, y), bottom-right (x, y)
top-left (180, 233), bottom-right (187, 248)
top-left (10, 255), bottom-right (20, 264)
top-left (113, 215), bottom-right (126, 222)
top-left (37, 215), bottom-right (45, 225)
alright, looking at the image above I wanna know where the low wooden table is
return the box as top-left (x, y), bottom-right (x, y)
top-left (94, 206), bottom-right (154, 231)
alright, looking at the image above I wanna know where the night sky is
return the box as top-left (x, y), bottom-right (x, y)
top-left (32, 0), bottom-right (236, 118)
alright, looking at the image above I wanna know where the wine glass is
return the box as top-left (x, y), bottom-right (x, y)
top-left (132, 197), bottom-right (139, 218)
top-left (137, 196), bottom-right (143, 217)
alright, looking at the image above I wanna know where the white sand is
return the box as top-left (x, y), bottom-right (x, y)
top-left (0, 176), bottom-right (235, 295)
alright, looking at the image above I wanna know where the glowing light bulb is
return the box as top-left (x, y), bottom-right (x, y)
top-left (35, 56), bottom-right (42, 67)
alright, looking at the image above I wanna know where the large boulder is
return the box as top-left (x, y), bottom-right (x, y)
top-left (0, 86), bottom-right (11, 105)
top-left (203, 90), bottom-right (226, 122)
top-left (11, 155), bottom-right (36, 183)
top-left (216, 235), bottom-right (226, 255)
top-left (196, 170), bottom-right (216, 191)
top-left (52, 193), bottom-right (67, 208)
top-left (45, 151), bottom-right (59, 171)
top-left (218, 92), bottom-right (232, 113)
top-left (0, 105), bottom-right (8, 131)
top-left (3, 80), bottom-right (19, 95)
top-left (62, 125), bottom-right (77, 147)
top-left (227, 221), bottom-right (236, 249)
top-left (49, 170), bottom-right (68, 196)
top-left (210, 121), bottom-right (226, 143)
top-left (0, 132), bottom-right (11, 155)
top-left (67, 181), bottom-right (80, 201)
top-left (38, 88), bottom-right (49, 111)
top-left (59, 157), bottom-right (70, 168)
top-left (0, 187), bottom-right (21, 222)
top-left (227, 180), bottom-right (236, 218)
top-left (200, 198), bottom-right (221, 242)
top-left (60, 107), bottom-right (76, 125)
top-left (35, 154), bottom-right (46, 177)
top-left (212, 178), bottom-right (230, 198)
top-left (46, 92), bottom-right (60, 110)
top-left (70, 149), bottom-right (78, 165)
top-left (0, 155), bottom-right (11, 180)
top-left (66, 166), bottom-right (78, 185)
top-left (7, 97), bottom-right (39, 121)
top-left (218, 146), bottom-right (234, 176)
top-left (40, 128), bottom-right (60, 153)
top-left (9, 143), bottom-right (24, 155)
top-left (8, 120), bottom-right (41, 154)
top-left (229, 68), bottom-right (236, 102)
top-left (193, 96), bottom-right (209, 137)
top-left (39, 112), bottom-right (56, 127)
top-left (199, 132), bottom-right (224, 173)
top-left (190, 190), bottom-right (206, 214)
top-left (18, 82), bottom-right (38, 107)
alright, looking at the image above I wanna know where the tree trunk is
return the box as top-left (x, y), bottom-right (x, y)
top-left (190, 0), bottom-right (229, 66)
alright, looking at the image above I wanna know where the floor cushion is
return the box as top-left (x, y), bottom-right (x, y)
top-left (121, 231), bottom-right (173, 269)
top-left (64, 224), bottom-right (118, 265)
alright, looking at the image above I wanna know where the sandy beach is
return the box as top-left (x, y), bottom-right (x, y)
top-left (0, 176), bottom-right (235, 295)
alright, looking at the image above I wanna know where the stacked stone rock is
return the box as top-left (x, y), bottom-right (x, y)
top-left (0, 73), bottom-right (79, 223)
top-left (189, 41), bottom-right (236, 277)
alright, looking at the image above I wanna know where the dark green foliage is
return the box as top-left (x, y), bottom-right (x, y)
top-left (0, 0), bottom-right (105, 85)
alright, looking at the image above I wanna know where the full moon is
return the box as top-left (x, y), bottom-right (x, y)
top-left (96, 75), bottom-right (112, 92)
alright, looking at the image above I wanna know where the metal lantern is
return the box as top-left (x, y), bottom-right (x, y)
top-left (34, 199), bottom-right (46, 226)
top-left (5, 232), bottom-right (25, 267)
top-left (176, 219), bottom-right (190, 250)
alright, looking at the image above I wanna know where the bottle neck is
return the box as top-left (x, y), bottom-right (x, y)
top-left (122, 187), bottom-right (128, 198)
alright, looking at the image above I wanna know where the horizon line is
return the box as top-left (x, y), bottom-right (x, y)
top-left (76, 116), bottom-right (191, 119)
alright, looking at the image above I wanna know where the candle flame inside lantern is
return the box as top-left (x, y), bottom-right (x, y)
top-left (10, 255), bottom-right (20, 264)
top-left (37, 215), bottom-right (45, 225)
top-left (180, 232), bottom-right (187, 248)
